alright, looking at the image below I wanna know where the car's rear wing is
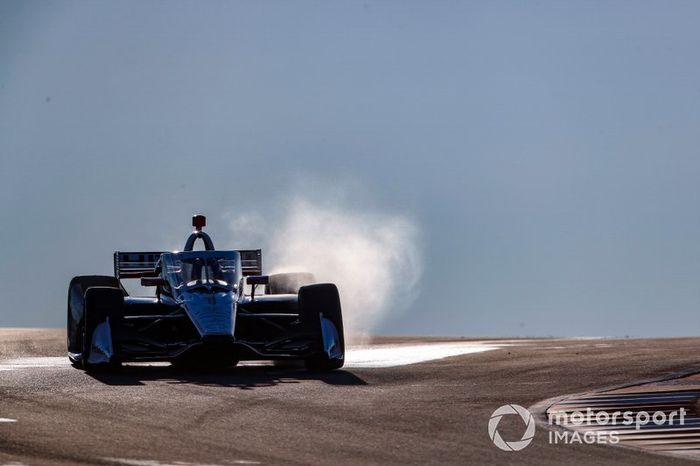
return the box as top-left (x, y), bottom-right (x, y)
top-left (114, 249), bottom-right (263, 280)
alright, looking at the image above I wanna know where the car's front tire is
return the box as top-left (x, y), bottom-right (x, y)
top-left (299, 283), bottom-right (345, 371)
top-left (67, 275), bottom-right (121, 367)
top-left (82, 286), bottom-right (123, 372)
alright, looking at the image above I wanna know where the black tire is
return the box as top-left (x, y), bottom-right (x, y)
top-left (267, 272), bottom-right (316, 295)
top-left (67, 276), bottom-right (121, 364)
top-left (299, 283), bottom-right (345, 371)
top-left (82, 286), bottom-right (124, 372)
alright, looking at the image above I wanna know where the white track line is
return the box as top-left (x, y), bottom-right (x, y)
top-left (0, 357), bottom-right (70, 371)
top-left (344, 342), bottom-right (501, 368)
top-left (104, 458), bottom-right (259, 466)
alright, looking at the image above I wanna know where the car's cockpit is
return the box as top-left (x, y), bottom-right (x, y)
top-left (160, 251), bottom-right (242, 295)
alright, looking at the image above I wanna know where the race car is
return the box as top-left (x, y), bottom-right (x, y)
top-left (66, 215), bottom-right (344, 372)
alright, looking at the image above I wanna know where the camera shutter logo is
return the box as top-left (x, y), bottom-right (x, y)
top-left (488, 404), bottom-right (536, 451)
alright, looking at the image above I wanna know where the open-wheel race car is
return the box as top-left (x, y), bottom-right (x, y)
top-left (66, 215), bottom-right (344, 372)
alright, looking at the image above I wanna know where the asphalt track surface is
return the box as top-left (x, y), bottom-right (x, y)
top-left (4, 330), bottom-right (700, 465)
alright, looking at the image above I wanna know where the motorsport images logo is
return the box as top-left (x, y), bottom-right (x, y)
top-left (489, 403), bottom-right (688, 451)
top-left (488, 404), bottom-right (536, 451)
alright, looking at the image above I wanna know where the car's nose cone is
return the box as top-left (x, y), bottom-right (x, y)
top-left (181, 291), bottom-right (236, 337)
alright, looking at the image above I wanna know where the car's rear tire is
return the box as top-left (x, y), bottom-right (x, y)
top-left (67, 275), bottom-right (121, 365)
top-left (82, 286), bottom-right (123, 372)
top-left (299, 283), bottom-right (345, 371)
top-left (268, 272), bottom-right (316, 294)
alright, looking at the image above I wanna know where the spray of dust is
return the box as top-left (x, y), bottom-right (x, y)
top-left (228, 198), bottom-right (422, 342)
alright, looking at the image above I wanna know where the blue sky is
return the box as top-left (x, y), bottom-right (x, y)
top-left (1, 1), bottom-right (699, 336)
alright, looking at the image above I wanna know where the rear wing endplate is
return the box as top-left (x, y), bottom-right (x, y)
top-left (239, 249), bottom-right (263, 276)
top-left (114, 249), bottom-right (263, 280)
top-left (114, 252), bottom-right (165, 279)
